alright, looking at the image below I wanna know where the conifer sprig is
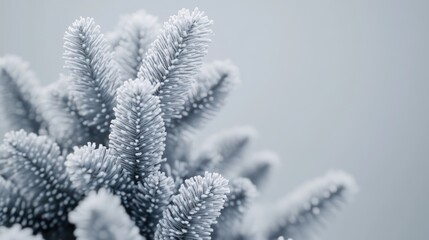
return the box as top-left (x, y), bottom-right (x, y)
top-left (0, 130), bottom-right (78, 228)
top-left (267, 171), bottom-right (358, 240)
top-left (0, 55), bottom-right (42, 133)
top-left (64, 17), bottom-right (120, 134)
top-left (129, 171), bottom-right (175, 238)
top-left (154, 172), bottom-right (229, 240)
top-left (69, 189), bottom-right (144, 240)
top-left (109, 80), bottom-right (166, 182)
top-left (168, 60), bottom-right (240, 138)
top-left (0, 177), bottom-right (40, 230)
top-left (114, 10), bottom-right (160, 81)
top-left (0, 225), bottom-right (44, 240)
top-left (41, 79), bottom-right (90, 150)
top-left (65, 143), bottom-right (132, 196)
top-left (138, 8), bottom-right (213, 124)
top-left (0, 7), bottom-right (358, 240)
top-left (213, 178), bottom-right (257, 239)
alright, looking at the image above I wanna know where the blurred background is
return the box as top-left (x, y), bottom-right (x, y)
top-left (1, 1), bottom-right (428, 239)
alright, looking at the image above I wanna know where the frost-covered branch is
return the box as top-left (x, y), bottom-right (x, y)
top-left (69, 189), bottom-right (144, 240)
top-left (0, 130), bottom-right (78, 228)
top-left (64, 17), bottom-right (120, 134)
top-left (0, 55), bottom-right (42, 133)
top-left (113, 10), bottom-right (160, 81)
top-left (138, 8), bottom-right (213, 123)
top-left (213, 178), bottom-right (257, 239)
top-left (194, 126), bottom-right (256, 174)
top-left (40, 78), bottom-right (90, 150)
top-left (238, 151), bottom-right (280, 187)
top-left (167, 60), bottom-right (239, 137)
top-left (154, 172), bottom-right (229, 240)
top-left (0, 177), bottom-right (41, 230)
top-left (109, 80), bottom-right (166, 182)
top-left (0, 225), bottom-right (44, 240)
top-left (266, 171), bottom-right (358, 239)
top-left (65, 143), bottom-right (132, 196)
top-left (129, 171), bottom-right (175, 238)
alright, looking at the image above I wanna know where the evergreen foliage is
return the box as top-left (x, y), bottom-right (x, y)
top-left (0, 8), bottom-right (358, 240)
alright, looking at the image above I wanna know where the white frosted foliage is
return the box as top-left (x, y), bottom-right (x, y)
top-left (138, 8), bottom-right (213, 124)
top-left (0, 225), bottom-right (44, 240)
top-left (113, 10), bottom-right (160, 80)
top-left (109, 79), bottom-right (166, 182)
top-left (154, 172), bottom-right (229, 240)
top-left (69, 189), bottom-right (144, 240)
top-left (64, 17), bottom-right (120, 133)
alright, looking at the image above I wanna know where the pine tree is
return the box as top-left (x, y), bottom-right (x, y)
top-left (0, 8), bottom-right (358, 240)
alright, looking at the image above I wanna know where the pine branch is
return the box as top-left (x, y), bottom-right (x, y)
top-left (238, 151), bottom-right (280, 188)
top-left (0, 130), bottom-right (78, 228)
top-left (40, 78), bottom-right (90, 150)
top-left (184, 150), bottom-right (221, 179)
top-left (195, 126), bottom-right (256, 174)
top-left (69, 189), bottom-right (144, 240)
top-left (167, 60), bottom-right (240, 137)
top-left (129, 171), bottom-right (175, 238)
top-left (0, 177), bottom-right (43, 230)
top-left (213, 178), bottom-right (257, 239)
top-left (137, 8), bottom-right (213, 124)
top-left (154, 172), bottom-right (229, 240)
top-left (267, 171), bottom-right (358, 240)
top-left (63, 17), bottom-right (120, 134)
top-left (114, 10), bottom-right (160, 81)
top-left (109, 79), bottom-right (166, 182)
top-left (0, 225), bottom-right (44, 240)
top-left (0, 55), bottom-right (42, 133)
top-left (65, 143), bottom-right (132, 197)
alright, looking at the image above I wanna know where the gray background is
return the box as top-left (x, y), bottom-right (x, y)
top-left (1, 1), bottom-right (428, 239)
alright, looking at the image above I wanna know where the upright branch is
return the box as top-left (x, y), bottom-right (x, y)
top-left (40, 78), bottom-right (90, 150)
top-left (154, 172), bottom-right (229, 240)
top-left (0, 55), bottom-right (42, 133)
top-left (109, 80), bottom-right (166, 182)
top-left (64, 17), bottom-right (120, 134)
top-left (267, 171), bottom-right (358, 240)
top-left (129, 171), bottom-right (175, 238)
top-left (113, 10), bottom-right (160, 81)
top-left (69, 189), bottom-right (144, 240)
top-left (138, 8), bottom-right (213, 124)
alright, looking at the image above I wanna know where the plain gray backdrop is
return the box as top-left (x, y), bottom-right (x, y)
top-left (1, 1), bottom-right (428, 239)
